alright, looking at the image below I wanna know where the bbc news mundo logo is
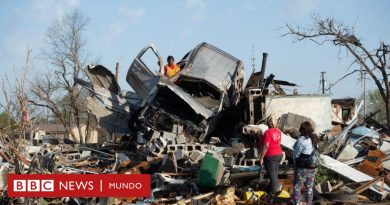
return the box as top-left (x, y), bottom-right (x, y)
top-left (14, 180), bottom-right (54, 192)
top-left (8, 174), bottom-right (151, 197)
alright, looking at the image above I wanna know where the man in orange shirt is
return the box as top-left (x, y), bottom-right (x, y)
top-left (164, 56), bottom-right (180, 77)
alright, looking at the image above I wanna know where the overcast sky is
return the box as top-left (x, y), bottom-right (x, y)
top-left (1, 0), bottom-right (389, 99)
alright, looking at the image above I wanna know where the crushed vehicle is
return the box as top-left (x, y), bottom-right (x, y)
top-left (77, 42), bottom-right (244, 142)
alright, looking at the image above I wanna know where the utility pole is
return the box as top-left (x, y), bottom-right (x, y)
top-left (46, 106), bottom-right (49, 122)
top-left (363, 71), bottom-right (367, 117)
top-left (251, 45), bottom-right (256, 73)
top-left (320, 71), bottom-right (326, 94)
top-left (115, 62), bottom-right (120, 81)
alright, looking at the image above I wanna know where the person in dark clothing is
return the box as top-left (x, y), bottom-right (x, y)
top-left (259, 117), bottom-right (283, 194)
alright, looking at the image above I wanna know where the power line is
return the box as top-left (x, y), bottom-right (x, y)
top-left (327, 70), bottom-right (360, 91)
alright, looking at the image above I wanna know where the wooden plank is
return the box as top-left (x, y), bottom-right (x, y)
top-left (353, 176), bottom-right (383, 194)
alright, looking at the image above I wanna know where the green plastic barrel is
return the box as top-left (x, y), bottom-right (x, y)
top-left (196, 152), bottom-right (224, 187)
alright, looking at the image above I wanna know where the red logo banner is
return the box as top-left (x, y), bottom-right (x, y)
top-left (8, 174), bottom-right (151, 197)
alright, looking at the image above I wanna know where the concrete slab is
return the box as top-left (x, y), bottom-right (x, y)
top-left (163, 132), bottom-right (176, 143)
top-left (265, 95), bottom-right (332, 133)
top-left (176, 134), bottom-right (187, 144)
top-left (174, 149), bottom-right (188, 161)
top-left (172, 124), bottom-right (183, 135)
top-left (337, 144), bottom-right (359, 161)
top-left (224, 156), bottom-right (235, 167)
top-left (190, 150), bottom-right (206, 163)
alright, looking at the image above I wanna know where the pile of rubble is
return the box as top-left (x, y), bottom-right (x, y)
top-left (1, 42), bottom-right (390, 205)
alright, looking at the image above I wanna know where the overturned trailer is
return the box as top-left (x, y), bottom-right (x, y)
top-left (77, 42), bottom-right (244, 142)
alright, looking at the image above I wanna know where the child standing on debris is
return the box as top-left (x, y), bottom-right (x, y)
top-left (259, 117), bottom-right (283, 195)
top-left (163, 55), bottom-right (181, 77)
top-left (292, 121), bottom-right (318, 205)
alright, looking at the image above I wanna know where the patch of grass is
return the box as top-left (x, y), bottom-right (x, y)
top-left (315, 165), bottom-right (329, 184)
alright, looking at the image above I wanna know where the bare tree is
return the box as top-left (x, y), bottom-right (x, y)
top-left (1, 48), bottom-right (32, 138)
top-left (284, 15), bottom-right (390, 126)
top-left (0, 48), bottom-right (35, 173)
top-left (16, 48), bottom-right (33, 141)
top-left (29, 10), bottom-right (90, 143)
top-left (0, 75), bottom-right (16, 131)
